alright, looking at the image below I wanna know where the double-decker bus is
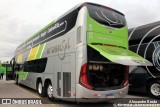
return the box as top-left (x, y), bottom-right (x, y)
top-left (7, 2), bottom-right (152, 102)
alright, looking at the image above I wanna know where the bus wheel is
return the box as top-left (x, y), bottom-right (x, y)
top-left (47, 82), bottom-right (54, 101)
top-left (37, 80), bottom-right (46, 97)
top-left (148, 80), bottom-right (160, 99)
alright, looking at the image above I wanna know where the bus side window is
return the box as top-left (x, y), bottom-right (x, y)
top-left (23, 58), bottom-right (47, 73)
top-left (77, 26), bottom-right (82, 44)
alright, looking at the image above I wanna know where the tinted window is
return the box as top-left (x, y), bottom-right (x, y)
top-left (87, 4), bottom-right (126, 28)
top-left (23, 58), bottom-right (47, 73)
top-left (16, 8), bottom-right (80, 53)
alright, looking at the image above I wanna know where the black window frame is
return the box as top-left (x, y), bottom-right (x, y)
top-left (23, 58), bottom-right (47, 73)
top-left (86, 3), bottom-right (126, 28)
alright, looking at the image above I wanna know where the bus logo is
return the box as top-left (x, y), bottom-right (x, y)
top-left (47, 37), bottom-right (70, 60)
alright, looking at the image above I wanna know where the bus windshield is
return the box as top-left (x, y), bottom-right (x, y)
top-left (87, 4), bottom-right (126, 28)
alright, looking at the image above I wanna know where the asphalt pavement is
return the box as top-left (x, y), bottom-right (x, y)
top-left (0, 76), bottom-right (151, 107)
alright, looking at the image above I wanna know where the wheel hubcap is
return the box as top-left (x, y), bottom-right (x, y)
top-left (38, 83), bottom-right (42, 94)
top-left (47, 85), bottom-right (53, 98)
top-left (151, 83), bottom-right (160, 96)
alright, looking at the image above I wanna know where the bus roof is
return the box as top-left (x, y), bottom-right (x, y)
top-left (57, 2), bottom-right (125, 20)
top-left (129, 21), bottom-right (160, 45)
top-left (17, 2), bottom-right (125, 51)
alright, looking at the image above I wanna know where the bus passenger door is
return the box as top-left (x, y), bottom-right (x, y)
top-left (5, 64), bottom-right (15, 80)
top-left (3, 58), bottom-right (16, 81)
top-left (2, 64), bottom-right (15, 81)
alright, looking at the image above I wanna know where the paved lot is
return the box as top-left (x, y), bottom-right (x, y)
top-left (0, 76), bottom-right (153, 107)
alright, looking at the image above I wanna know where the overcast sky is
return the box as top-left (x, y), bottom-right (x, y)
top-left (0, 0), bottom-right (160, 62)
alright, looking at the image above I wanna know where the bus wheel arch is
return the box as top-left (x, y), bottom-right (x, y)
top-left (146, 77), bottom-right (160, 99)
top-left (36, 77), bottom-right (47, 97)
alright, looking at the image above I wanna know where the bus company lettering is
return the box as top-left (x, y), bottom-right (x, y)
top-left (47, 38), bottom-right (70, 55)
top-left (97, 36), bottom-right (122, 44)
top-left (47, 22), bottom-right (65, 34)
top-left (16, 21), bottom-right (66, 53)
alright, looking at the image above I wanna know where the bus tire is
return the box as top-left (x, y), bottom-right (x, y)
top-left (47, 82), bottom-right (54, 101)
top-left (148, 80), bottom-right (160, 99)
top-left (37, 80), bottom-right (46, 97)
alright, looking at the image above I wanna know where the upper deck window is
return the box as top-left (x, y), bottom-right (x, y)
top-left (87, 4), bottom-right (126, 28)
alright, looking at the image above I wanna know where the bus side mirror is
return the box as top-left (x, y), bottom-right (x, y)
top-left (10, 57), bottom-right (16, 66)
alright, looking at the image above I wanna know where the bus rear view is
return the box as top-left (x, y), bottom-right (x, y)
top-left (76, 3), bottom-right (152, 102)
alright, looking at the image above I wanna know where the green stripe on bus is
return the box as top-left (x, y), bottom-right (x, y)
top-left (36, 44), bottom-right (45, 59)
